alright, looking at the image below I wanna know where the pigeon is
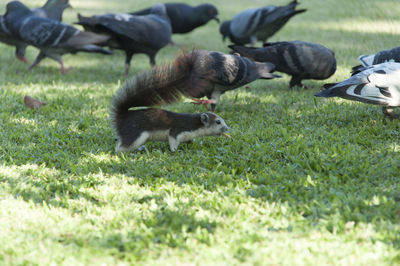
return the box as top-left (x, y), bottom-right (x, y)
top-left (220, 0), bottom-right (306, 45)
top-left (76, 3), bottom-right (172, 75)
top-left (130, 3), bottom-right (219, 34)
top-left (351, 46), bottom-right (400, 75)
top-left (3, 1), bottom-right (112, 74)
top-left (315, 62), bottom-right (400, 118)
top-left (230, 41), bottom-right (337, 88)
top-left (32, 0), bottom-right (71, 21)
top-left (0, 0), bottom-right (71, 64)
top-left (181, 50), bottom-right (281, 111)
top-left (117, 49), bottom-right (280, 111)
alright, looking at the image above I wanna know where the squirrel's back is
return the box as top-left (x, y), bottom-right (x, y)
top-left (110, 51), bottom-right (209, 130)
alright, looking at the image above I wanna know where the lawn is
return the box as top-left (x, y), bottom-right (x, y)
top-left (1, 0), bottom-right (400, 265)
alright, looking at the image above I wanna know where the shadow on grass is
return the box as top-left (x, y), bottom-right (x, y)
top-left (54, 201), bottom-right (218, 258)
top-left (0, 168), bottom-right (103, 208)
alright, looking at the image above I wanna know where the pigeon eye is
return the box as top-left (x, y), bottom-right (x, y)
top-left (216, 120), bottom-right (221, 125)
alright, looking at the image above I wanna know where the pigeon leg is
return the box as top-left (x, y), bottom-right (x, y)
top-left (210, 103), bottom-right (217, 112)
top-left (382, 107), bottom-right (400, 119)
top-left (17, 55), bottom-right (29, 64)
top-left (149, 54), bottom-right (156, 66)
top-left (124, 52), bottom-right (134, 76)
top-left (125, 64), bottom-right (131, 77)
top-left (250, 36), bottom-right (258, 47)
top-left (289, 76), bottom-right (303, 89)
top-left (191, 98), bottom-right (213, 110)
top-left (16, 46), bottom-right (28, 63)
top-left (209, 91), bottom-right (221, 112)
top-left (45, 53), bottom-right (71, 74)
top-left (124, 63), bottom-right (130, 77)
top-left (192, 92), bottom-right (220, 112)
top-left (28, 52), bottom-right (46, 71)
top-left (60, 61), bottom-right (72, 75)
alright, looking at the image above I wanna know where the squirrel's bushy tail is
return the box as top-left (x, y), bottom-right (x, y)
top-left (110, 51), bottom-right (208, 125)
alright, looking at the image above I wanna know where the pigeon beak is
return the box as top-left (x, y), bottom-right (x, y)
top-left (260, 73), bottom-right (282, 79)
top-left (213, 15), bottom-right (220, 23)
top-left (67, 4), bottom-right (73, 9)
top-left (272, 74), bottom-right (282, 78)
top-left (222, 35), bottom-right (226, 42)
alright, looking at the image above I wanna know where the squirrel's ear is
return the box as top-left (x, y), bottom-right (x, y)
top-left (200, 113), bottom-right (210, 126)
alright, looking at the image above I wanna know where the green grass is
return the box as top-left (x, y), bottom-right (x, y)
top-left (1, 0), bottom-right (400, 264)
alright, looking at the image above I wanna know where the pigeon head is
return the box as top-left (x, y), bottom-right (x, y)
top-left (150, 3), bottom-right (168, 18)
top-left (255, 62), bottom-right (281, 79)
top-left (219, 21), bottom-right (231, 42)
top-left (150, 3), bottom-right (170, 26)
top-left (195, 4), bottom-right (219, 23)
top-left (41, 0), bottom-right (72, 21)
top-left (43, 0), bottom-right (72, 10)
top-left (5, 1), bottom-right (31, 17)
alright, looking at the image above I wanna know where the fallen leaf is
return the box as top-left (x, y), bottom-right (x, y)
top-left (24, 95), bottom-right (46, 109)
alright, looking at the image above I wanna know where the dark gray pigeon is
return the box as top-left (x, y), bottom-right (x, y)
top-left (220, 0), bottom-right (306, 45)
top-left (4, 1), bottom-right (111, 74)
top-left (315, 62), bottom-right (400, 118)
top-left (351, 46), bottom-right (400, 75)
top-left (130, 3), bottom-right (219, 34)
top-left (76, 3), bottom-right (172, 75)
top-left (182, 50), bottom-right (281, 111)
top-left (230, 41), bottom-right (336, 88)
top-left (0, 0), bottom-right (71, 64)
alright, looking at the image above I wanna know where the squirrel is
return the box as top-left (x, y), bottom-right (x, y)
top-left (110, 51), bottom-right (230, 152)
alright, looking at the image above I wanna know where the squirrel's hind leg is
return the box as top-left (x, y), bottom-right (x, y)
top-left (116, 132), bottom-right (150, 152)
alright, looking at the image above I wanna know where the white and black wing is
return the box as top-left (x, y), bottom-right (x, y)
top-left (316, 62), bottom-right (400, 107)
top-left (352, 46), bottom-right (400, 75)
top-left (360, 46), bottom-right (400, 67)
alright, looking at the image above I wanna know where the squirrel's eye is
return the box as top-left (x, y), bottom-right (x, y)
top-left (216, 120), bottom-right (221, 125)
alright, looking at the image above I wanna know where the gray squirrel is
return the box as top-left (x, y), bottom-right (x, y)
top-left (110, 50), bottom-right (278, 151)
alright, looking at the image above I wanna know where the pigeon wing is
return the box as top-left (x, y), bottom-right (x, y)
top-left (373, 46), bottom-right (400, 65)
top-left (16, 16), bottom-right (78, 47)
top-left (94, 13), bottom-right (170, 47)
top-left (318, 62), bottom-right (400, 106)
top-left (230, 6), bottom-right (276, 39)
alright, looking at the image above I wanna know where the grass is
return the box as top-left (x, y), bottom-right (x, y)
top-left (1, 0), bottom-right (400, 264)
